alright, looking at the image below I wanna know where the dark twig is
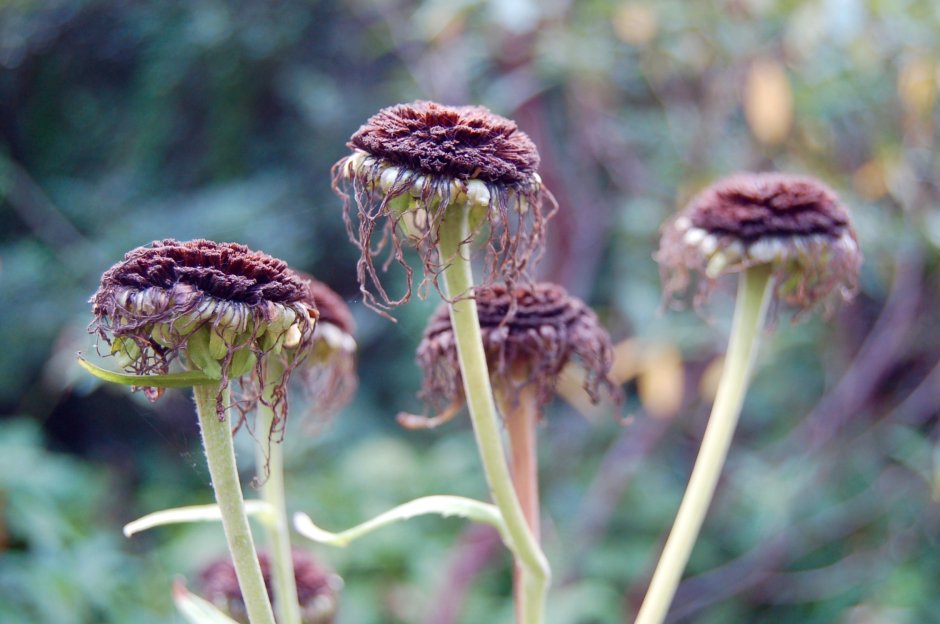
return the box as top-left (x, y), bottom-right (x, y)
top-left (791, 247), bottom-right (923, 450)
top-left (662, 466), bottom-right (921, 622)
top-left (423, 523), bottom-right (503, 624)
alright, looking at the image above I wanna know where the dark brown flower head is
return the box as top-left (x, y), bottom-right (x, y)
top-left (349, 100), bottom-right (540, 184)
top-left (200, 550), bottom-right (342, 624)
top-left (656, 172), bottom-right (861, 314)
top-left (410, 283), bottom-right (618, 425)
top-left (90, 239), bottom-right (317, 418)
top-left (292, 273), bottom-right (358, 419)
top-left (303, 276), bottom-right (355, 336)
top-left (333, 100), bottom-right (556, 316)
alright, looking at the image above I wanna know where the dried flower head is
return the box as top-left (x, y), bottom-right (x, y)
top-left (292, 273), bottom-right (358, 418)
top-left (656, 172), bottom-right (861, 314)
top-left (408, 283), bottom-right (618, 426)
top-left (90, 239), bottom-right (317, 415)
top-left (332, 100), bottom-right (556, 314)
top-left (200, 550), bottom-right (342, 624)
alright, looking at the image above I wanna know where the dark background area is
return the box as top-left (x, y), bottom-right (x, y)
top-left (1, 1), bottom-right (939, 622)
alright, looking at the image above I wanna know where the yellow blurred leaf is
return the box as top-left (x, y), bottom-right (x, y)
top-left (612, 3), bottom-right (658, 47)
top-left (557, 363), bottom-right (615, 422)
top-left (897, 55), bottom-right (936, 118)
top-left (744, 58), bottom-right (793, 146)
top-left (698, 355), bottom-right (725, 403)
top-left (853, 159), bottom-right (888, 201)
top-left (609, 338), bottom-right (642, 384)
top-left (637, 344), bottom-right (683, 420)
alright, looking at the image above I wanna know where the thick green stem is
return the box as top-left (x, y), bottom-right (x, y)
top-left (437, 204), bottom-right (550, 624)
top-left (193, 384), bottom-right (276, 624)
top-left (256, 360), bottom-right (303, 624)
top-left (634, 265), bottom-right (773, 624)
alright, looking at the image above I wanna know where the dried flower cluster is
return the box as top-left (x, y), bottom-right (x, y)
top-left (200, 551), bottom-right (342, 624)
top-left (413, 282), bottom-right (618, 423)
top-left (293, 273), bottom-right (358, 419)
top-left (656, 172), bottom-right (861, 314)
top-left (332, 100), bottom-right (555, 314)
top-left (90, 239), bottom-right (317, 416)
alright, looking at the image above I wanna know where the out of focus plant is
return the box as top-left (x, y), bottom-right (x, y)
top-left (328, 100), bottom-right (555, 623)
top-left (636, 173), bottom-right (862, 623)
top-left (3, 1), bottom-right (940, 623)
top-left (0, 418), bottom-right (169, 623)
top-left (84, 239), bottom-right (320, 624)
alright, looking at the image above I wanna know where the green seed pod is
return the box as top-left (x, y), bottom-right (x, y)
top-left (187, 328), bottom-right (222, 380)
top-left (229, 348), bottom-right (258, 379)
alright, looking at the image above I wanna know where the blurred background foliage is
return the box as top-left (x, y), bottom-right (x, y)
top-left (1, 0), bottom-right (939, 622)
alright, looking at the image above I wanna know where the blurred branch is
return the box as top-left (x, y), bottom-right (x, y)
top-left (563, 414), bottom-right (668, 582)
top-left (894, 356), bottom-right (940, 427)
top-left (754, 550), bottom-right (887, 606)
top-left (791, 246), bottom-right (924, 450)
top-left (662, 466), bottom-right (921, 622)
top-left (1, 154), bottom-right (104, 271)
top-left (423, 523), bottom-right (503, 624)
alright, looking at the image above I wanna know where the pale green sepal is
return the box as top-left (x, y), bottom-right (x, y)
top-left (172, 580), bottom-right (241, 624)
top-left (77, 356), bottom-right (217, 388)
top-left (187, 329), bottom-right (223, 379)
top-left (229, 348), bottom-right (257, 378)
top-left (293, 495), bottom-right (506, 548)
top-left (123, 500), bottom-right (275, 537)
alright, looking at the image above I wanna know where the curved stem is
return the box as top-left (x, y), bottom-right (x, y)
top-left (437, 204), bottom-right (550, 624)
top-left (634, 264), bottom-right (773, 624)
top-left (497, 381), bottom-right (542, 622)
top-left (256, 360), bottom-right (303, 624)
top-left (193, 384), bottom-right (276, 624)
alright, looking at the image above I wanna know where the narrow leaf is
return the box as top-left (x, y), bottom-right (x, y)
top-left (173, 579), bottom-right (240, 624)
top-left (124, 500), bottom-right (274, 537)
top-left (77, 355), bottom-right (217, 388)
top-left (293, 495), bottom-right (505, 548)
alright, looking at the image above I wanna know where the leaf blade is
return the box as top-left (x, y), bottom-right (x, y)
top-left (173, 580), bottom-right (241, 624)
top-left (123, 500), bottom-right (274, 537)
top-left (77, 355), bottom-right (217, 388)
top-left (293, 495), bottom-right (506, 548)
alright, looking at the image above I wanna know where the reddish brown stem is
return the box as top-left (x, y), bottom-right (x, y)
top-left (498, 381), bottom-right (542, 621)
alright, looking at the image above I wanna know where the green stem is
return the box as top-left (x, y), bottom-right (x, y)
top-left (634, 264), bottom-right (773, 624)
top-left (256, 361), bottom-right (303, 624)
top-left (193, 384), bottom-right (276, 624)
top-left (437, 204), bottom-right (550, 624)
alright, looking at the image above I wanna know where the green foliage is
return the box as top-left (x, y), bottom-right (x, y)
top-left (2, 0), bottom-right (940, 622)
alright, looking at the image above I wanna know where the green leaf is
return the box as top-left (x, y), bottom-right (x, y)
top-left (172, 580), bottom-right (240, 624)
top-left (123, 500), bottom-right (274, 537)
top-left (77, 355), bottom-right (217, 388)
top-left (293, 495), bottom-right (506, 548)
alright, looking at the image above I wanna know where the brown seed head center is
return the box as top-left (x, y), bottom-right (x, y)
top-left (348, 100), bottom-right (540, 184)
top-left (94, 239), bottom-right (307, 310)
top-left (688, 173), bottom-right (850, 243)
